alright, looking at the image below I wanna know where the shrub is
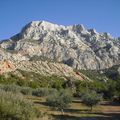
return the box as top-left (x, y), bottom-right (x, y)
top-left (32, 88), bottom-right (56, 97)
top-left (104, 80), bottom-right (118, 99)
top-left (0, 90), bottom-right (40, 120)
top-left (0, 71), bottom-right (66, 89)
top-left (46, 89), bottom-right (73, 112)
top-left (75, 80), bottom-right (107, 98)
top-left (0, 84), bottom-right (20, 94)
top-left (75, 81), bottom-right (89, 97)
top-left (32, 88), bottom-right (48, 97)
top-left (20, 87), bottom-right (33, 95)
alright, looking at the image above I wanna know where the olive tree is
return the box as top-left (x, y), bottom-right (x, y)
top-left (46, 89), bottom-right (73, 113)
top-left (81, 91), bottom-right (102, 111)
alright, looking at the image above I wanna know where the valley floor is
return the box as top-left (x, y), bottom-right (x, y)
top-left (26, 96), bottom-right (120, 120)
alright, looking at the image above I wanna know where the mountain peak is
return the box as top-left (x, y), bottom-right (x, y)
top-left (0, 20), bottom-right (120, 70)
top-left (30, 20), bottom-right (54, 26)
top-left (88, 29), bottom-right (99, 35)
top-left (27, 20), bottom-right (65, 30)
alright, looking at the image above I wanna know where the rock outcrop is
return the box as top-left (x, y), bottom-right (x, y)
top-left (0, 21), bottom-right (120, 70)
top-left (0, 59), bottom-right (89, 80)
top-left (14, 60), bottom-right (89, 80)
top-left (0, 60), bottom-right (15, 74)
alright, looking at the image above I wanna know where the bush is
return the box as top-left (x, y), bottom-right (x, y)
top-left (75, 80), bottom-right (107, 98)
top-left (103, 80), bottom-right (118, 99)
top-left (81, 91), bottom-right (102, 111)
top-left (0, 84), bottom-right (57, 97)
top-left (20, 87), bottom-right (33, 95)
top-left (0, 71), bottom-right (66, 89)
top-left (0, 90), bottom-right (40, 120)
top-left (0, 84), bottom-right (20, 94)
top-left (32, 88), bottom-right (56, 97)
top-left (46, 89), bottom-right (73, 112)
top-left (75, 81), bottom-right (89, 97)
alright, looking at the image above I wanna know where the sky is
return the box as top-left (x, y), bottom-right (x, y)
top-left (0, 0), bottom-right (120, 40)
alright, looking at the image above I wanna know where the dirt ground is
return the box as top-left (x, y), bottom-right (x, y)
top-left (27, 96), bottom-right (120, 120)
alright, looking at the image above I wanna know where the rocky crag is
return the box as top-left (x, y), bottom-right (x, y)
top-left (0, 21), bottom-right (119, 75)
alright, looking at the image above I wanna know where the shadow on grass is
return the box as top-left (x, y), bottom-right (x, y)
top-left (52, 113), bottom-right (120, 120)
top-left (34, 101), bottom-right (120, 120)
top-left (72, 100), bottom-right (82, 103)
top-left (64, 108), bottom-right (89, 113)
top-left (100, 101), bottom-right (120, 106)
top-left (34, 101), bottom-right (89, 112)
top-left (34, 101), bottom-right (49, 106)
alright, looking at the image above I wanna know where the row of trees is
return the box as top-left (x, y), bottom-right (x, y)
top-left (46, 89), bottom-right (102, 113)
top-left (46, 77), bottom-right (120, 112)
top-left (1, 84), bottom-right (103, 113)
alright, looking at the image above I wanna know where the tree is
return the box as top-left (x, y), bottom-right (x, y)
top-left (75, 81), bottom-right (89, 97)
top-left (46, 89), bottom-right (72, 113)
top-left (104, 80), bottom-right (117, 99)
top-left (81, 91), bottom-right (102, 111)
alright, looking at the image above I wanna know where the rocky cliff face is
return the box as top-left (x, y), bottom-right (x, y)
top-left (0, 21), bottom-right (120, 70)
top-left (0, 59), bottom-right (89, 80)
top-left (14, 60), bottom-right (89, 80)
top-left (0, 60), bottom-right (15, 74)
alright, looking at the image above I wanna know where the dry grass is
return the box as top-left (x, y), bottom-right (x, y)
top-left (26, 96), bottom-right (120, 120)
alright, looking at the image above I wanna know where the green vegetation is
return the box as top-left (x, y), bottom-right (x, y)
top-left (0, 89), bottom-right (40, 120)
top-left (46, 89), bottom-right (73, 113)
top-left (0, 84), bottom-right (57, 98)
top-left (104, 65), bottom-right (120, 80)
top-left (79, 70), bottom-right (106, 82)
top-left (0, 66), bottom-right (120, 119)
top-left (0, 84), bottom-right (21, 94)
top-left (0, 67), bottom-right (120, 100)
top-left (20, 87), bottom-right (33, 95)
top-left (0, 70), bottom-right (66, 89)
top-left (78, 67), bottom-right (120, 100)
top-left (32, 88), bottom-right (57, 97)
top-left (81, 91), bottom-right (102, 111)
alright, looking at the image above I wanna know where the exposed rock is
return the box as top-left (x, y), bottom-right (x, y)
top-left (88, 29), bottom-right (99, 36)
top-left (0, 59), bottom-right (89, 81)
top-left (0, 60), bottom-right (15, 74)
top-left (0, 21), bottom-right (120, 70)
top-left (14, 60), bottom-right (89, 80)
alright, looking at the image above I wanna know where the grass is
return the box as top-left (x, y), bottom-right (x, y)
top-left (0, 68), bottom-right (120, 120)
top-left (0, 85), bottom-right (120, 120)
top-left (26, 96), bottom-right (120, 120)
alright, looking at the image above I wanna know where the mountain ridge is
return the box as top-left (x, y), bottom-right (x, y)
top-left (0, 21), bottom-right (120, 70)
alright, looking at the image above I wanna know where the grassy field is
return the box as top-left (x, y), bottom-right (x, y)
top-left (26, 96), bottom-right (120, 120)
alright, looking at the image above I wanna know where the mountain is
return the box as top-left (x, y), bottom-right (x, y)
top-left (0, 21), bottom-right (120, 71)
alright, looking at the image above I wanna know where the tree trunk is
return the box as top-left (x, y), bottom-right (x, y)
top-left (90, 106), bottom-right (92, 111)
top-left (61, 109), bottom-right (64, 115)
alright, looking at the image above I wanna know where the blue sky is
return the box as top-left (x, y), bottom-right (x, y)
top-left (0, 0), bottom-right (120, 40)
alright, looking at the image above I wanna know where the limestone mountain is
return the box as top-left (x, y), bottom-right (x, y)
top-left (0, 21), bottom-right (120, 70)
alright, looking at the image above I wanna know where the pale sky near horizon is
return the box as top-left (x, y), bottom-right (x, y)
top-left (0, 0), bottom-right (120, 40)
